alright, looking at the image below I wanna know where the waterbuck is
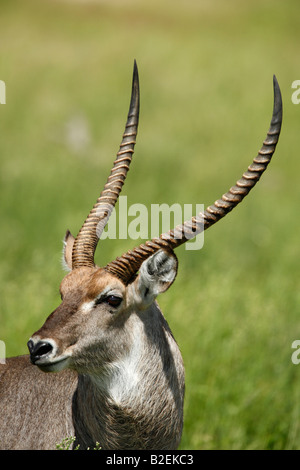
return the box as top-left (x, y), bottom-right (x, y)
top-left (0, 62), bottom-right (282, 450)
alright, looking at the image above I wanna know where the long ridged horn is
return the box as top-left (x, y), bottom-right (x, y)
top-left (72, 61), bottom-right (140, 269)
top-left (105, 75), bottom-right (282, 283)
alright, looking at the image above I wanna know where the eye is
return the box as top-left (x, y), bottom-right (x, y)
top-left (94, 293), bottom-right (123, 308)
top-left (104, 295), bottom-right (122, 308)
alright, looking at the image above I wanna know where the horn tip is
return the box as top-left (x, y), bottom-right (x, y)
top-left (130, 60), bottom-right (140, 115)
top-left (272, 74), bottom-right (282, 126)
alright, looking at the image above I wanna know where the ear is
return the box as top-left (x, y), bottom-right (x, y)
top-left (62, 230), bottom-right (75, 271)
top-left (131, 249), bottom-right (178, 308)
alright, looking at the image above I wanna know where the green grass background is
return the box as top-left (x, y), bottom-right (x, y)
top-left (0, 0), bottom-right (300, 450)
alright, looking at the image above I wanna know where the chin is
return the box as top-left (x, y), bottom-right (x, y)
top-left (37, 356), bottom-right (71, 373)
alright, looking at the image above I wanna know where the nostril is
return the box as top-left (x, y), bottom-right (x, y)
top-left (35, 342), bottom-right (53, 357)
top-left (28, 340), bottom-right (54, 364)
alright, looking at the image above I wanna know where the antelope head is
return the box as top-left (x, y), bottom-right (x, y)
top-left (27, 62), bottom-right (282, 377)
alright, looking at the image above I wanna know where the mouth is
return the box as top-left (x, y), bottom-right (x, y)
top-left (35, 355), bottom-right (71, 373)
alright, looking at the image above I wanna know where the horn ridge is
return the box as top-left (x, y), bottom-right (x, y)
top-left (104, 75), bottom-right (282, 284)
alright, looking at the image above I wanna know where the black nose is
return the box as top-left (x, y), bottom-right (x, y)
top-left (27, 340), bottom-right (54, 364)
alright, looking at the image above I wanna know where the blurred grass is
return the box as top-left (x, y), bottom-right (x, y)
top-left (0, 0), bottom-right (300, 449)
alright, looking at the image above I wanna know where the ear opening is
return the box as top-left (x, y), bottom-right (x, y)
top-left (62, 230), bottom-right (75, 271)
top-left (133, 249), bottom-right (178, 307)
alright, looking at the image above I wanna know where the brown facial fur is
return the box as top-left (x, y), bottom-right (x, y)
top-left (32, 267), bottom-right (126, 363)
